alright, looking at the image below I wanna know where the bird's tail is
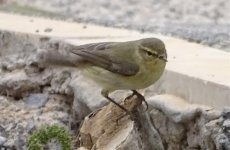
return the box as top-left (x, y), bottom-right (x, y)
top-left (37, 49), bottom-right (85, 67)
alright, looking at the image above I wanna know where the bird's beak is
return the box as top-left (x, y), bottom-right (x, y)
top-left (164, 50), bottom-right (168, 62)
top-left (162, 57), bottom-right (168, 62)
top-left (159, 52), bottom-right (167, 62)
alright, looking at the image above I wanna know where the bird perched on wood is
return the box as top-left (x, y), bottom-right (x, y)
top-left (39, 38), bottom-right (167, 115)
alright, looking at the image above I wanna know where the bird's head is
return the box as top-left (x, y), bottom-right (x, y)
top-left (137, 38), bottom-right (167, 63)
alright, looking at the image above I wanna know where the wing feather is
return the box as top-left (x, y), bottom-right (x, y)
top-left (70, 42), bottom-right (139, 76)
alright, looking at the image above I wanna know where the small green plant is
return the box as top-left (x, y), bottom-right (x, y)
top-left (27, 124), bottom-right (72, 150)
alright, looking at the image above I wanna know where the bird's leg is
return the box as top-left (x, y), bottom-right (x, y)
top-left (102, 91), bottom-right (136, 122)
top-left (126, 90), bottom-right (148, 111)
top-left (101, 89), bottom-right (132, 115)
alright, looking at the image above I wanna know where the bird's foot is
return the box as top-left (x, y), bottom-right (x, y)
top-left (101, 89), bottom-right (141, 122)
top-left (125, 90), bottom-right (148, 111)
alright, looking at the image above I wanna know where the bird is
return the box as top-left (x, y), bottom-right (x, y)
top-left (39, 38), bottom-right (167, 115)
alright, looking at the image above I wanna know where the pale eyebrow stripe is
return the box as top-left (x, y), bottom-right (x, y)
top-left (138, 45), bottom-right (158, 55)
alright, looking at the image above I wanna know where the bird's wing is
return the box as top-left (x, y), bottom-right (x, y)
top-left (70, 42), bottom-right (139, 76)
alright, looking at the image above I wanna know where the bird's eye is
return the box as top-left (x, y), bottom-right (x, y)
top-left (138, 45), bottom-right (158, 58)
top-left (145, 50), bottom-right (159, 58)
top-left (146, 51), bottom-right (152, 56)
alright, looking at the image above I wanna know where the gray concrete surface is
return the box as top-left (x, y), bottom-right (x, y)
top-left (1, 0), bottom-right (230, 51)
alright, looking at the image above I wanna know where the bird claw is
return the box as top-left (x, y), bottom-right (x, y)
top-left (125, 90), bottom-right (148, 112)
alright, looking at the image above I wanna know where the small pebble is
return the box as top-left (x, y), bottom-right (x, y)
top-left (25, 93), bottom-right (49, 109)
top-left (0, 136), bottom-right (6, 145)
top-left (44, 28), bottom-right (53, 32)
top-left (222, 107), bottom-right (230, 119)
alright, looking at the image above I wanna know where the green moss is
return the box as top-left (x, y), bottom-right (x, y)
top-left (27, 124), bottom-right (72, 150)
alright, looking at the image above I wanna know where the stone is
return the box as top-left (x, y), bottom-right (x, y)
top-left (0, 70), bottom-right (41, 99)
top-left (49, 69), bottom-right (74, 96)
top-left (70, 75), bottom-right (107, 119)
top-left (0, 136), bottom-right (6, 145)
top-left (215, 134), bottom-right (230, 150)
top-left (147, 94), bottom-right (229, 150)
top-left (150, 109), bottom-right (186, 150)
top-left (222, 107), bottom-right (230, 119)
top-left (148, 94), bottom-right (212, 123)
top-left (24, 93), bottom-right (49, 109)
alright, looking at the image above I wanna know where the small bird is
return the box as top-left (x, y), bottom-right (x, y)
top-left (39, 38), bottom-right (167, 114)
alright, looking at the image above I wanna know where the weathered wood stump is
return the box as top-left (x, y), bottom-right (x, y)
top-left (78, 94), bottom-right (164, 150)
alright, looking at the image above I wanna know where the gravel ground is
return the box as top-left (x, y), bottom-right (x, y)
top-left (1, 0), bottom-right (230, 51)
